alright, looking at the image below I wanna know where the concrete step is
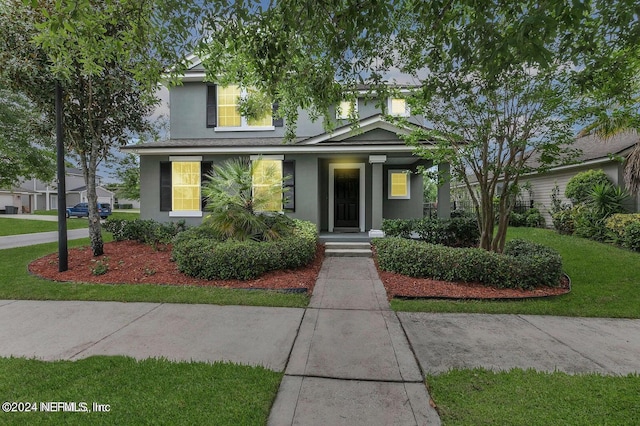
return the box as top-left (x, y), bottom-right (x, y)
top-left (325, 248), bottom-right (372, 258)
top-left (325, 242), bottom-right (371, 250)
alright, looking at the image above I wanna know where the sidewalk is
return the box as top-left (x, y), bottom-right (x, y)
top-left (0, 229), bottom-right (89, 249)
top-left (268, 257), bottom-right (441, 425)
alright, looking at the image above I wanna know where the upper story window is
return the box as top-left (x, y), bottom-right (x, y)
top-left (336, 99), bottom-right (358, 120)
top-left (207, 85), bottom-right (282, 131)
top-left (388, 98), bottom-right (409, 117)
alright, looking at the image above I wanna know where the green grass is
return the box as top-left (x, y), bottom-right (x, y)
top-left (34, 210), bottom-right (140, 220)
top-left (427, 368), bottom-right (640, 425)
top-left (0, 356), bottom-right (281, 425)
top-left (0, 237), bottom-right (309, 308)
top-left (391, 227), bottom-right (640, 318)
top-left (0, 218), bottom-right (88, 236)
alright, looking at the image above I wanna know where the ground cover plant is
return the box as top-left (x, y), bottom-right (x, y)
top-left (391, 227), bottom-right (640, 318)
top-left (0, 238), bottom-right (309, 308)
top-left (427, 368), bottom-right (640, 426)
top-left (0, 356), bottom-right (281, 425)
top-left (0, 217), bottom-right (86, 236)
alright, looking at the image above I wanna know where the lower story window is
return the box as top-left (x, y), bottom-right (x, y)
top-left (389, 170), bottom-right (411, 199)
top-left (172, 162), bottom-right (201, 211)
top-left (252, 158), bottom-right (283, 212)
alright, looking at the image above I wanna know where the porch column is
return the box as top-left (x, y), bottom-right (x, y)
top-left (437, 162), bottom-right (451, 219)
top-left (369, 155), bottom-right (386, 237)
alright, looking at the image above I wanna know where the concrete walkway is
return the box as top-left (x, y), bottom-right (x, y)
top-left (268, 257), bottom-right (441, 425)
top-left (0, 228), bottom-right (89, 249)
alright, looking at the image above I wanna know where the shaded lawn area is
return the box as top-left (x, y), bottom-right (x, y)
top-left (392, 228), bottom-right (640, 318)
top-left (0, 237), bottom-right (309, 308)
top-left (0, 356), bottom-right (281, 425)
top-left (0, 217), bottom-right (87, 236)
top-left (427, 368), bottom-right (640, 426)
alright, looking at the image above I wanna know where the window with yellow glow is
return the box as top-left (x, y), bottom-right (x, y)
top-left (388, 170), bottom-right (410, 199)
top-left (252, 159), bottom-right (283, 212)
top-left (336, 100), bottom-right (358, 119)
top-left (389, 98), bottom-right (409, 117)
top-left (172, 162), bottom-right (201, 211)
top-left (217, 85), bottom-right (272, 128)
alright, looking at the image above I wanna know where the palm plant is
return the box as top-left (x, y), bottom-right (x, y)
top-left (201, 157), bottom-right (292, 241)
top-left (580, 109), bottom-right (640, 194)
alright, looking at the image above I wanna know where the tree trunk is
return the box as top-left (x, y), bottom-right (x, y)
top-left (81, 148), bottom-right (104, 256)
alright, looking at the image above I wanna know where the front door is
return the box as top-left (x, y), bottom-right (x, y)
top-left (334, 168), bottom-right (359, 229)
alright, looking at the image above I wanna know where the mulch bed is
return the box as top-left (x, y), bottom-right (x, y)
top-left (28, 240), bottom-right (571, 300)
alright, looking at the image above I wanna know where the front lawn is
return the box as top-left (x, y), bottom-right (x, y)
top-left (392, 227), bottom-right (640, 318)
top-left (0, 237), bottom-right (309, 308)
top-left (0, 356), bottom-right (281, 425)
top-left (0, 217), bottom-right (87, 236)
top-left (428, 368), bottom-right (640, 425)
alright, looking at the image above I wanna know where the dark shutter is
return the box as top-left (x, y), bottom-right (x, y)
top-left (272, 102), bottom-right (284, 127)
top-left (160, 162), bottom-right (172, 211)
top-left (206, 85), bottom-right (217, 128)
top-left (283, 160), bottom-right (295, 211)
top-left (201, 161), bottom-right (213, 211)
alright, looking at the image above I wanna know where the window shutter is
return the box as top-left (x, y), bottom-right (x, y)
top-left (283, 160), bottom-right (295, 211)
top-left (206, 85), bottom-right (217, 128)
top-left (201, 161), bottom-right (213, 211)
top-left (272, 103), bottom-right (284, 127)
top-left (160, 162), bottom-right (172, 211)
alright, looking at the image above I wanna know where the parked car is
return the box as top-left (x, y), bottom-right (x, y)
top-left (66, 203), bottom-right (112, 219)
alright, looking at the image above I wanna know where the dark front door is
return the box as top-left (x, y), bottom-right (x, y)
top-left (334, 168), bottom-right (359, 229)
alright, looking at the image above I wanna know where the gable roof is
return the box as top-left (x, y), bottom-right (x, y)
top-left (570, 131), bottom-right (639, 163)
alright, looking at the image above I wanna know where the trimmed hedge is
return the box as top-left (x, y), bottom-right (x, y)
top-left (104, 218), bottom-right (187, 246)
top-left (373, 237), bottom-right (563, 289)
top-left (381, 216), bottom-right (479, 247)
top-left (172, 219), bottom-right (318, 280)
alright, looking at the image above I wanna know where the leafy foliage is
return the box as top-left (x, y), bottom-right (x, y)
top-left (373, 237), bottom-right (563, 290)
top-left (104, 218), bottom-right (187, 248)
top-left (382, 216), bottom-right (480, 248)
top-left (201, 158), bottom-right (291, 241)
top-left (172, 219), bottom-right (318, 280)
top-left (0, 89), bottom-right (55, 188)
top-left (111, 154), bottom-right (140, 201)
top-left (565, 170), bottom-right (612, 204)
top-left (509, 208), bottom-right (546, 228)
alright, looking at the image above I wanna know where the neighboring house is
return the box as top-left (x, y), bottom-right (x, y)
top-left (519, 132), bottom-right (640, 225)
top-left (123, 56), bottom-right (450, 235)
top-left (0, 168), bottom-right (115, 214)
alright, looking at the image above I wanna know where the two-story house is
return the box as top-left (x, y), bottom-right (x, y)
top-left (0, 168), bottom-right (114, 214)
top-left (124, 57), bottom-right (450, 236)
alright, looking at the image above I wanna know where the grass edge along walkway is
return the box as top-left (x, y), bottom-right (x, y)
top-left (391, 227), bottom-right (640, 318)
top-left (0, 238), bottom-right (309, 308)
top-left (0, 355), bottom-right (281, 425)
top-left (427, 368), bottom-right (640, 426)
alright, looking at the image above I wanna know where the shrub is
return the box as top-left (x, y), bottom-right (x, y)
top-left (381, 218), bottom-right (415, 238)
top-left (605, 213), bottom-right (640, 241)
top-left (381, 216), bottom-right (479, 247)
top-left (622, 222), bottom-right (640, 252)
top-left (104, 218), bottom-right (187, 247)
top-left (373, 237), bottom-right (563, 290)
top-left (509, 208), bottom-right (545, 228)
top-left (172, 219), bottom-right (318, 280)
top-left (503, 239), bottom-right (563, 288)
top-left (565, 170), bottom-right (611, 204)
top-left (552, 207), bottom-right (577, 235)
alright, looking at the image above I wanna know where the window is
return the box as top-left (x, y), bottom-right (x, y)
top-left (388, 170), bottom-right (411, 199)
top-left (252, 158), bottom-right (283, 212)
top-left (214, 85), bottom-right (274, 130)
top-left (388, 98), bottom-right (409, 117)
top-left (336, 99), bottom-right (358, 120)
top-left (172, 162), bottom-right (201, 211)
top-left (160, 157), bottom-right (204, 217)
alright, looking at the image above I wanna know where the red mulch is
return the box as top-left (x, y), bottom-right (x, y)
top-left (28, 241), bottom-right (570, 300)
top-left (28, 240), bottom-right (324, 293)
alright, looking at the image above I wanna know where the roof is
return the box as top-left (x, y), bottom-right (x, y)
top-left (569, 131), bottom-right (639, 162)
top-left (122, 115), bottom-right (434, 155)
